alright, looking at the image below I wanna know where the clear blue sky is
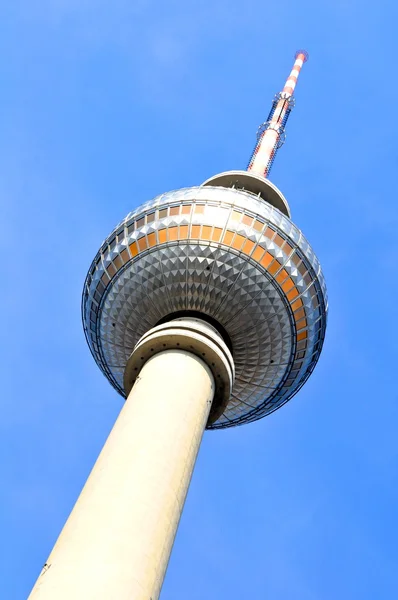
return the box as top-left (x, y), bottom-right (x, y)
top-left (1, 1), bottom-right (397, 598)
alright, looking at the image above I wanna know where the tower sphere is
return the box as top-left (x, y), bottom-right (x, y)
top-left (82, 173), bottom-right (327, 429)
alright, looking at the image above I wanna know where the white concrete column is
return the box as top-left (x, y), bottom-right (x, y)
top-left (28, 349), bottom-right (215, 600)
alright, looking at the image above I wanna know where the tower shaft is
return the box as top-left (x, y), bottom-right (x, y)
top-left (247, 51), bottom-right (308, 178)
top-left (29, 349), bottom-right (214, 600)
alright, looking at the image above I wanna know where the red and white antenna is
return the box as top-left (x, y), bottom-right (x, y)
top-left (247, 50), bottom-right (309, 179)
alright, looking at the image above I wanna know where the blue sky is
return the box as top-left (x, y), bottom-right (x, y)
top-left (1, 1), bottom-right (398, 598)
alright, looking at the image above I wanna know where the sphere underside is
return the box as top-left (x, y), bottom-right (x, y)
top-left (82, 186), bottom-right (327, 429)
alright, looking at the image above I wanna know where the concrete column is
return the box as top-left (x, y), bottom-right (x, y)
top-left (28, 319), bottom-right (234, 600)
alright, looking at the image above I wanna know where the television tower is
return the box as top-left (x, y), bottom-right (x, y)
top-left (29, 50), bottom-right (327, 600)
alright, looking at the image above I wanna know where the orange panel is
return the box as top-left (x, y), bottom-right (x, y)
top-left (298, 263), bottom-right (307, 276)
top-left (107, 263), bottom-right (116, 277)
top-left (252, 246), bottom-right (265, 262)
top-left (242, 239), bottom-right (255, 255)
top-left (291, 298), bottom-right (303, 311)
top-left (148, 232), bottom-right (157, 248)
top-left (232, 234), bottom-right (245, 251)
top-left (147, 232), bottom-right (157, 247)
top-left (261, 252), bottom-right (273, 269)
top-left (283, 240), bottom-right (294, 254)
top-left (292, 253), bottom-right (301, 266)
top-left (181, 205), bottom-right (191, 214)
top-left (129, 242), bottom-right (138, 257)
top-left (147, 212), bottom-right (155, 223)
top-left (168, 226), bottom-right (179, 241)
top-left (282, 277), bottom-right (294, 293)
top-left (113, 256), bottom-right (122, 269)
top-left (265, 227), bottom-right (275, 240)
top-left (287, 288), bottom-right (299, 301)
top-left (137, 237), bottom-right (148, 251)
top-left (101, 273), bottom-right (110, 285)
top-left (297, 330), bottom-right (308, 341)
top-left (120, 249), bottom-right (129, 264)
top-left (170, 206), bottom-right (179, 216)
top-left (274, 234), bottom-right (285, 248)
top-left (179, 225), bottom-right (189, 239)
top-left (268, 260), bottom-right (281, 275)
top-left (194, 204), bottom-right (205, 214)
top-left (191, 225), bottom-right (201, 238)
top-left (253, 219), bottom-right (264, 232)
top-left (242, 215), bottom-right (253, 226)
top-left (296, 318), bottom-right (308, 330)
top-left (158, 229), bottom-right (167, 244)
top-left (159, 209), bottom-right (167, 219)
top-left (202, 226), bottom-right (212, 240)
top-left (222, 230), bottom-right (234, 245)
top-left (276, 268), bottom-right (288, 284)
top-left (212, 227), bottom-right (223, 242)
top-left (294, 308), bottom-right (305, 321)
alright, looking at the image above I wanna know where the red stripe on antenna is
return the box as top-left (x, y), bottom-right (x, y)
top-left (295, 49), bottom-right (309, 62)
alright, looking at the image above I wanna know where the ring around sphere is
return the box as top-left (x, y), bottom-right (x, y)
top-left (124, 318), bottom-right (235, 426)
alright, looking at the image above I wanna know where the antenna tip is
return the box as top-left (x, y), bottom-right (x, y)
top-left (295, 49), bottom-right (309, 63)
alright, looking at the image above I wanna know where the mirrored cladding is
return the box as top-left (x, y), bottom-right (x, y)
top-left (82, 186), bottom-right (327, 429)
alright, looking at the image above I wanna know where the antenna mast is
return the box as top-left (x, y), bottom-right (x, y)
top-left (247, 50), bottom-right (309, 179)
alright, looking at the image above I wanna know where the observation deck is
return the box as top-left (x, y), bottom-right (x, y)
top-left (82, 178), bottom-right (327, 429)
